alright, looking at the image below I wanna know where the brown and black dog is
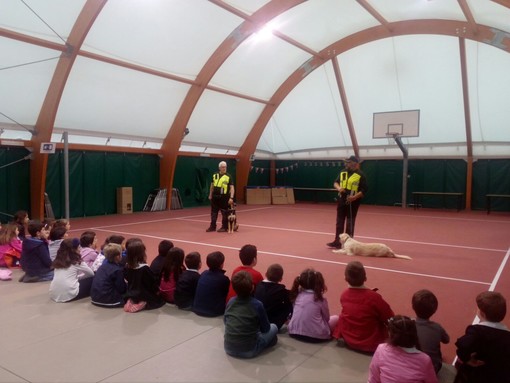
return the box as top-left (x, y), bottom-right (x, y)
top-left (227, 203), bottom-right (237, 233)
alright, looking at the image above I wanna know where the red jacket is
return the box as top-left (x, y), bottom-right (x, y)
top-left (332, 287), bottom-right (394, 352)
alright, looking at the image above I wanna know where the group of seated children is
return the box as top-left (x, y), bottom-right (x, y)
top-left (4, 218), bottom-right (509, 381)
top-left (0, 210), bottom-right (31, 275)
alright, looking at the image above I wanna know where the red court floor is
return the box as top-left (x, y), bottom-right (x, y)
top-left (66, 202), bottom-right (510, 363)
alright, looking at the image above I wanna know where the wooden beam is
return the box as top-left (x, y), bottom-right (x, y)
top-left (332, 58), bottom-right (359, 156)
top-left (30, 0), bottom-right (107, 220)
top-left (160, 0), bottom-right (306, 207)
top-left (236, 20), bottom-right (510, 179)
top-left (356, 0), bottom-right (392, 31)
top-left (459, 37), bottom-right (473, 209)
top-left (457, 0), bottom-right (479, 35)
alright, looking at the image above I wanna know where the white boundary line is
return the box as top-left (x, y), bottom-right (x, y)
top-left (71, 206), bottom-right (273, 230)
top-left (488, 247), bottom-right (510, 291)
top-left (451, 246), bottom-right (510, 366)
top-left (258, 205), bottom-right (510, 224)
top-left (90, 227), bottom-right (491, 287)
top-left (174, 218), bottom-right (507, 254)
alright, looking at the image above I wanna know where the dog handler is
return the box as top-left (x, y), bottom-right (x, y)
top-left (207, 161), bottom-right (235, 233)
top-left (327, 155), bottom-right (368, 249)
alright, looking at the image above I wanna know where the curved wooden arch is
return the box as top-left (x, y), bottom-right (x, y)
top-left (235, 20), bottom-right (510, 202)
top-left (30, 0), bottom-right (107, 219)
top-left (16, 2), bottom-right (509, 213)
top-left (159, 0), bottom-right (306, 208)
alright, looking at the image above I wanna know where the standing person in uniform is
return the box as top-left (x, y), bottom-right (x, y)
top-left (327, 155), bottom-right (368, 249)
top-left (206, 161), bottom-right (235, 233)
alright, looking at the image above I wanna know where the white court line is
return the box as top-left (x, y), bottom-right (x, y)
top-left (265, 205), bottom-right (510, 224)
top-left (176, 218), bottom-right (506, 254)
top-left (488, 247), bottom-right (510, 291)
top-left (366, 212), bottom-right (510, 224)
top-left (75, 214), bottom-right (507, 253)
top-left (90, 227), bottom-right (490, 287)
top-left (70, 210), bottom-right (506, 253)
top-left (69, 206), bottom-right (273, 231)
top-left (451, 246), bottom-right (510, 366)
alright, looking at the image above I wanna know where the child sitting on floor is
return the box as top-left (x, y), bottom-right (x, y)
top-left (412, 289), bottom-right (450, 373)
top-left (224, 271), bottom-right (278, 358)
top-left (254, 263), bottom-right (293, 330)
top-left (332, 261), bottom-right (394, 353)
top-left (368, 315), bottom-right (437, 383)
top-left (90, 243), bottom-right (127, 308)
top-left (150, 239), bottom-right (174, 278)
top-left (193, 251), bottom-right (230, 317)
top-left (19, 221), bottom-right (53, 283)
top-left (48, 225), bottom-right (67, 261)
top-left (79, 231), bottom-right (99, 268)
top-left (0, 223), bottom-right (22, 268)
top-left (455, 291), bottom-right (510, 383)
top-left (91, 235), bottom-right (126, 272)
top-left (12, 210), bottom-right (29, 240)
top-left (174, 251), bottom-right (201, 310)
top-left (288, 268), bottom-right (338, 343)
top-left (123, 238), bottom-right (164, 312)
top-left (49, 238), bottom-right (94, 302)
top-left (225, 244), bottom-right (263, 303)
top-left (159, 247), bottom-right (185, 304)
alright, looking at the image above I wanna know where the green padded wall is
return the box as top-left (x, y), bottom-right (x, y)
top-left (2, 144), bottom-right (508, 221)
top-left (246, 160), bottom-right (271, 187)
top-left (272, 159), bottom-right (468, 208)
top-left (407, 159), bottom-right (467, 209)
top-left (46, 150), bottom-right (159, 218)
top-left (173, 156), bottom-right (237, 208)
top-left (472, 159), bottom-right (510, 212)
top-left (0, 146), bottom-right (31, 222)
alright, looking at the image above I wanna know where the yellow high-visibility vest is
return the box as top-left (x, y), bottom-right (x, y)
top-left (340, 171), bottom-right (361, 192)
top-left (213, 173), bottom-right (230, 194)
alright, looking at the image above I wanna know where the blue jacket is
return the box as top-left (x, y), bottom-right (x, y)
top-left (192, 269), bottom-right (230, 317)
top-left (90, 261), bottom-right (127, 307)
top-left (20, 237), bottom-right (52, 277)
top-left (174, 269), bottom-right (200, 309)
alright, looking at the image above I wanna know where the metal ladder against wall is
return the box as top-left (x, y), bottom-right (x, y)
top-left (44, 193), bottom-right (55, 219)
top-left (143, 188), bottom-right (165, 211)
top-left (170, 188), bottom-right (183, 210)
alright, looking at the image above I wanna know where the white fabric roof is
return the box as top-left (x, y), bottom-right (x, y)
top-left (1, 0), bottom-right (509, 159)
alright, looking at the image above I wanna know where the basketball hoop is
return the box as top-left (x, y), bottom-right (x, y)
top-left (385, 132), bottom-right (398, 145)
top-left (372, 110), bottom-right (420, 140)
top-left (371, 110), bottom-right (418, 210)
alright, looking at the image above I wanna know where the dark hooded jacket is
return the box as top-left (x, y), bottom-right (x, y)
top-left (20, 237), bottom-right (52, 277)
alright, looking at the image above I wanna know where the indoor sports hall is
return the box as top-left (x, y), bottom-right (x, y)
top-left (1, 1), bottom-right (510, 383)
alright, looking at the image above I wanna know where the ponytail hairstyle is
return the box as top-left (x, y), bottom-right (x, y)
top-left (289, 268), bottom-right (326, 302)
top-left (387, 315), bottom-right (420, 349)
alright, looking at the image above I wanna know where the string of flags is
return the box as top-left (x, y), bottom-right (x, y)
top-left (250, 161), bottom-right (344, 174)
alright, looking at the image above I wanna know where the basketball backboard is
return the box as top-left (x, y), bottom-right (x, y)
top-left (373, 110), bottom-right (420, 138)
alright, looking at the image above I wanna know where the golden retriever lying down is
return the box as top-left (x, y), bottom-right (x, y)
top-left (332, 233), bottom-right (412, 260)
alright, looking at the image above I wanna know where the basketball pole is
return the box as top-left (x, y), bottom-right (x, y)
top-left (389, 133), bottom-right (408, 209)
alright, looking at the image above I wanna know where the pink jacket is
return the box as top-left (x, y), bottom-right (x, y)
top-left (0, 238), bottom-right (22, 267)
top-left (369, 343), bottom-right (438, 383)
top-left (80, 247), bottom-right (99, 268)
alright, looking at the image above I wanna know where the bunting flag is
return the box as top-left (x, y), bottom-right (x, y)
top-left (250, 161), bottom-right (339, 173)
